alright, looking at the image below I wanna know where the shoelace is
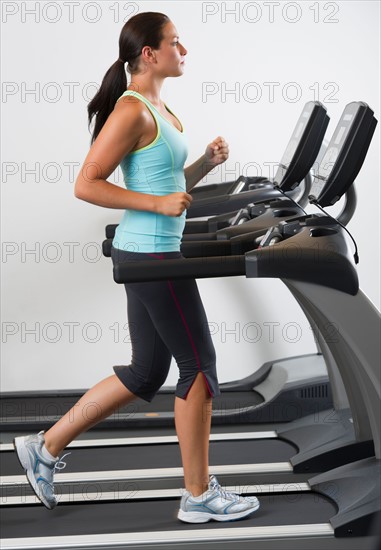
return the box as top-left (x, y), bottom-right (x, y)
top-left (54, 452), bottom-right (71, 471)
top-left (218, 488), bottom-right (240, 501)
top-left (211, 481), bottom-right (240, 502)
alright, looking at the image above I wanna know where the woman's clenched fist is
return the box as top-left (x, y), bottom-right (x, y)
top-left (154, 192), bottom-right (193, 216)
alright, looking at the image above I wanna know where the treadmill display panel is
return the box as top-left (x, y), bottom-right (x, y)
top-left (309, 102), bottom-right (377, 206)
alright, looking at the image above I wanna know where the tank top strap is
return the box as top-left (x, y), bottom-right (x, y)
top-left (116, 90), bottom-right (159, 120)
top-left (117, 90), bottom-right (184, 134)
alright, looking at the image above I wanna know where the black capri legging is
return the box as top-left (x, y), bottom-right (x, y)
top-left (110, 246), bottom-right (221, 402)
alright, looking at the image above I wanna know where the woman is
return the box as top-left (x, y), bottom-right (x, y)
top-left (14, 11), bottom-right (259, 523)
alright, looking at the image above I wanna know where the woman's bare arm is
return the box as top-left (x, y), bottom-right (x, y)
top-left (75, 99), bottom-right (192, 216)
top-left (184, 154), bottom-right (216, 192)
top-left (184, 137), bottom-right (229, 192)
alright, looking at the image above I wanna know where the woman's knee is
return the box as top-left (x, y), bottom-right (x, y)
top-left (197, 343), bottom-right (217, 375)
top-left (113, 360), bottom-right (171, 402)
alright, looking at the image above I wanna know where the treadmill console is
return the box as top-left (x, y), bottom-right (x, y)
top-left (310, 102), bottom-right (378, 206)
top-left (273, 101), bottom-right (329, 191)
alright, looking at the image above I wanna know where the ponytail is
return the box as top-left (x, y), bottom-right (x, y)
top-left (87, 60), bottom-right (127, 145)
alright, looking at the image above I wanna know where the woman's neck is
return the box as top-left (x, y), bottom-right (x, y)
top-left (128, 77), bottom-right (164, 109)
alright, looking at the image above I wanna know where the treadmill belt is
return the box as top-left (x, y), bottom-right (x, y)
top-left (2, 439), bottom-right (297, 476)
top-left (1, 391), bottom-right (263, 418)
top-left (1, 492), bottom-right (336, 538)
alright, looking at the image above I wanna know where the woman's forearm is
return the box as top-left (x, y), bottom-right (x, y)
top-left (184, 154), bottom-right (216, 192)
top-left (74, 178), bottom-right (157, 211)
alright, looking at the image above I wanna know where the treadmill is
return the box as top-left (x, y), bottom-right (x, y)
top-left (0, 102), bottom-right (332, 433)
top-left (109, 99), bottom-right (380, 534)
top-left (1, 102), bottom-right (379, 549)
top-left (110, 100), bottom-right (379, 475)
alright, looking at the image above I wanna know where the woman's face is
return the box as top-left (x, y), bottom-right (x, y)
top-left (152, 20), bottom-right (187, 77)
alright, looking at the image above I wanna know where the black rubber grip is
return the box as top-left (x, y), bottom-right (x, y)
top-left (113, 255), bottom-right (246, 283)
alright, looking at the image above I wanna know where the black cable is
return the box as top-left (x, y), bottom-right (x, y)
top-left (308, 196), bottom-right (359, 264)
top-left (276, 181), bottom-right (359, 264)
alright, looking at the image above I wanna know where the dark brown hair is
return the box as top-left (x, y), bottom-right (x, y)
top-left (87, 12), bottom-right (170, 144)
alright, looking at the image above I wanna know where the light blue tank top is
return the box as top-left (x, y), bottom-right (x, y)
top-left (112, 90), bottom-right (189, 253)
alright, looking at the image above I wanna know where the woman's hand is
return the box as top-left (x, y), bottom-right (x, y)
top-left (204, 136), bottom-right (229, 167)
top-left (154, 192), bottom-right (193, 216)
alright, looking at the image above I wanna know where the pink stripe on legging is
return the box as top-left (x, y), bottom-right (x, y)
top-left (166, 280), bottom-right (213, 398)
top-left (147, 253), bottom-right (165, 259)
top-left (146, 252), bottom-right (213, 397)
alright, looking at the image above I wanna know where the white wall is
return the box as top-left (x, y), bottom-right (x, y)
top-left (1, 0), bottom-right (380, 392)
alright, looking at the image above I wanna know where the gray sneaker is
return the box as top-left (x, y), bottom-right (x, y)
top-left (13, 431), bottom-right (69, 510)
top-left (178, 475), bottom-right (260, 523)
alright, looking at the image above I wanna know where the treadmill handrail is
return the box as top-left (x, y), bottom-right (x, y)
top-left (113, 223), bottom-right (358, 296)
top-left (113, 255), bottom-right (246, 283)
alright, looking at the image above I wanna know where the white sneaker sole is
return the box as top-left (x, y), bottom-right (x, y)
top-left (13, 436), bottom-right (56, 510)
top-left (178, 500), bottom-right (260, 523)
